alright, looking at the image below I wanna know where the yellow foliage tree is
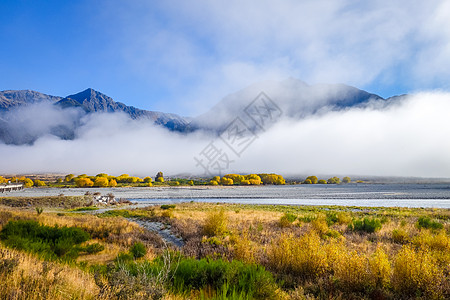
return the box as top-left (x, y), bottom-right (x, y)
top-left (259, 173), bottom-right (285, 185)
top-left (327, 177), bottom-right (341, 184)
top-left (116, 174), bottom-right (130, 183)
top-left (75, 177), bottom-right (94, 187)
top-left (64, 174), bottom-right (74, 182)
top-left (109, 179), bottom-right (117, 187)
top-left (305, 176), bottom-right (318, 184)
top-left (34, 179), bottom-right (46, 187)
top-left (249, 179), bottom-right (261, 185)
top-left (21, 178), bottom-right (34, 188)
top-left (220, 177), bottom-right (234, 186)
top-left (94, 177), bottom-right (109, 187)
top-left (224, 174), bottom-right (244, 184)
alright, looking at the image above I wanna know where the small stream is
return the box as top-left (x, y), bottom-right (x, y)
top-left (127, 218), bottom-right (184, 248)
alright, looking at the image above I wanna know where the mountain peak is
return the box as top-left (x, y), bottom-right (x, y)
top-left (0, 90), bottom-right (62, 110)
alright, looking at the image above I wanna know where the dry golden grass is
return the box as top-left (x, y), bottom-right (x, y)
top-left (0, 244), bottom-right (99, 299)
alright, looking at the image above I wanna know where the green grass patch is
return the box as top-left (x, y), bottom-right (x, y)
top-left (349, 217), bottom-right (382, 233)
top-left (160, 204), bottom-right (176, 210)
top-left (416, 216), bottom-right (444, 230)
top-left (69, 206), bottom-right (99, 212)
top-left (0, 220), bottom-right (91, 261)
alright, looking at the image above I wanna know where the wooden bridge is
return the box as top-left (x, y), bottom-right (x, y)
top-left (0, 184), bottom-right (24, 193)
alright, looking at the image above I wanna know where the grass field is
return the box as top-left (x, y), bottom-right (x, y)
top-left (0, 198), bottom-right (449, 299)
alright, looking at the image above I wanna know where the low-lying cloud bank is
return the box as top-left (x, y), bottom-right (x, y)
top-left (1, 92), bottom-right (449, 178)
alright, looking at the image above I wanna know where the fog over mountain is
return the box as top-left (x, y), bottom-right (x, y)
top-left (0, 79), bottom-right (449, 178)
top-left (0, 88), bottom-right (190, 145)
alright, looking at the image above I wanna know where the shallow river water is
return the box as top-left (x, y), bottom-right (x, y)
top-left (4, 184), bottom-right (450, 208)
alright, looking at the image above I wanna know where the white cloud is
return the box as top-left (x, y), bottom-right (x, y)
top-left (1, 92), bottom-right (450, 178)
top-left (100, 0), bottom-right (450, 114)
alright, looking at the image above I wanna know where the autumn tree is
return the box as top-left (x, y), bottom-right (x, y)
top-left (34, 179), bottom-right (46, 187)
top-left (243, 174), bottom-right (262, 185)
top-left (220, 177), bottom-right (233, 186)
top-left (109, 179), bottom-right (117, 187)
top-left (343, 176), bottom-right (351, 183)
top-left (249, 179), bottom-right (261, 185)
top-left (143, 177), bottom-right (153, 183)
top-left (64, 174), bottom-right (75, 182)
top-left (116, 174), bottom-right (130, 183)
top-left (305, 176), bottom-right (318, 184)
top-left (75, 177), bottom-right (94, 187)
top-left (0, 176), bottom-right (6, 184)
top-left (327, 177), bottom-right (341, 184)
top-left (22, 178), bottom-right (34, 188)
top-left (224, 174), bottom-right (244, 184)
top-left (258, 173), bottom-right (285, 185)
top-left (318, 179), bottom-right (327, 184)
top-left (156, 172), bottom-right (164, 182)
top-left (94, 177), bottom-right (109, 187)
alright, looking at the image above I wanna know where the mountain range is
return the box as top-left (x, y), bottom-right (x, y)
top-left (0, 78), bottom-right (402, 145)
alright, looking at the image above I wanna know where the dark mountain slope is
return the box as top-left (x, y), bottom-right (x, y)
top-left (0, 90), bottom-right (62, 110)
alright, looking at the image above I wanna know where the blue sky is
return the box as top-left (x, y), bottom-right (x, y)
top-left (1, 0), bottom-right (450, 116)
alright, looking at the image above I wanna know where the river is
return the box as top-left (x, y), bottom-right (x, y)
top-left (4, 183), bottom-right (450, 208)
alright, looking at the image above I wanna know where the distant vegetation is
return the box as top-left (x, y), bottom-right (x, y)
top-left (302, 175), bottom-right (352, 185)
top-left (1, 172), bottom-right (288, 188)
top-left (1, 173), bottom-right (358, 189)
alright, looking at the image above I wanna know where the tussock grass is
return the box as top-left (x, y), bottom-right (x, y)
top-left (0, 244), bottom-right (99, 299)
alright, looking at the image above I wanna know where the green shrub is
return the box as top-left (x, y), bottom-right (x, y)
top-left (70, 206), bottom-right (99, 212)
top-left (169, 258), bottom-right (277, 299)
top-left (298, 214), bottom-right (317, 223)
top-left (279, 213), bottom-right (297, 227)
top-left (115, 252), bottom-right (134, 263)
top-left (83, 242), bottom-right (105, 254)
top-left (417, 216), bottom-right (444, 230)
top-left (130, 242), bottom-right (146, 259)
top-left (0, 220), bottom-right (90, 260)
top-left (349, 217), bottom-right (382, 233)
top-left (35, 207), bottom-right (43, 215)
top-left (160, 204), bottom-right (176, 210)
top-left (325, 212), bottom-right (339, 225)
